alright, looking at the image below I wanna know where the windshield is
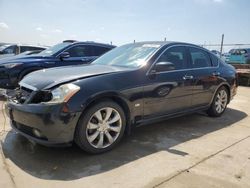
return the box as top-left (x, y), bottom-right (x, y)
top-left (0, 45), bottom-right (10, 51)
top-left (36, 42), bottom-right (71, 56)
top-left (93, 43), bottom-right (161, 68)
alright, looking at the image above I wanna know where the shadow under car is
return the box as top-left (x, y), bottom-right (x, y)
top-left (2, 107), bottom-right (247, 180)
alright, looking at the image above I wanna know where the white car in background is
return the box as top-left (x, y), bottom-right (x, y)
top-left (0, 44), bottom-right (46, 59)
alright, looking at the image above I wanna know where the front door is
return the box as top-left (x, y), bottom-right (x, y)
top-left (59, 45), bottom-right (96, 66)
top-left (143, 46), bottom-right (193, 119)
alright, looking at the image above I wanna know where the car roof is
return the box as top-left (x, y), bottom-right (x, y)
top-left (63, 40), bottom-right (116, 48)
top-left (20, 45), bottom-right (47, 48)
top-left (126, 41), bottom-right (205, 49)
top-left (0, 43), bottom-right (47, 49)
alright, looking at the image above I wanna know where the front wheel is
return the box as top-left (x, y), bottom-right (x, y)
top-left (207, 86), bottom-right (229, 117)
top-left (74, 101), bottom-right (126, 154)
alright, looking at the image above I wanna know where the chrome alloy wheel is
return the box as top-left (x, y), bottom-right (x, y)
top-left (86, 107), bottom-right (122, 149)
top-left (215, 90), bottom-right (228, 114)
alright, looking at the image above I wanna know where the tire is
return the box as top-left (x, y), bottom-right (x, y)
top-left (207, 86), bottom-right (229, 117)
top-left (74, 100), bottom-right (126, 154)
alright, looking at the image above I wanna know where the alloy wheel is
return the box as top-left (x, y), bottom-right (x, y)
top-left (86, 107), bottom-right (122, 149)
top-left (215, 90), bottom-right (228, 114)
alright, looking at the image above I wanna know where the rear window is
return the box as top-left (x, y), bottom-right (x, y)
top-left (210, 54), bottom-right (219, 67)
top-left (189, 47), bottom-right (212, 68)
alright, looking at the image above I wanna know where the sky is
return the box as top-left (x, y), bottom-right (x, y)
top-left (0, 0), bottom-right (250, 51)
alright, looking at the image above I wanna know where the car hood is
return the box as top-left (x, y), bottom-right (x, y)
top-left (20, 64), bottom-right (132, 90)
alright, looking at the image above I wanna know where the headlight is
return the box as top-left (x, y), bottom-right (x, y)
top-left (47, 83), bottom-right (80, 104)
top-left (3, 63), bottom-right (23, 68)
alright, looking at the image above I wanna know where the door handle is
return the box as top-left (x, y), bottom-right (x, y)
top-left (183, 75), bottom-right (194, 80)
top-left (212, 72), bottom-right (221, 76)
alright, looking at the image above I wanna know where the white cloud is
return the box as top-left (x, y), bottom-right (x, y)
top-left (36, 27), bottom-right (43, 31)
top-left (52, 29), bottom-right (62, 33)
top-left (0, 22), bottom-right (9, 30)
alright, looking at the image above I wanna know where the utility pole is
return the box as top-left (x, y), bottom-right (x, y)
top-left (220, 34), bottom-right (224, 58)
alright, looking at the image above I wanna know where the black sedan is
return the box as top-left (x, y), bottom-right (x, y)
top-left (5, 42), bottom-right (238, 153)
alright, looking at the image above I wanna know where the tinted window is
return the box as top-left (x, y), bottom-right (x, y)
top-left (66, 45), bottom-right (92, 57)
top-left (20, 46), bottom-right (43, 52)
top-left (189, 47), bottom-right (212, 68)
top-left (20, 46), bottom-right (29, 53)
top-left (156, 46), bottom-right (188, 70)
top-left (92, 46), bottom-right (110, 56)
top-left (210, 54), bottom-right (219, 67)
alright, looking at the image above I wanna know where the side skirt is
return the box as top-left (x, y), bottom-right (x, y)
top-left (135, 105), bottom-right (210, 127)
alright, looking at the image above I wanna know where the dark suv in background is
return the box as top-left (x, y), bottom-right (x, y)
top-left (0, 40), bottom-right (115, 89)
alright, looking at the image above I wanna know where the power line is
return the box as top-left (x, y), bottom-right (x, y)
top-left (201, 43), bottom-right (250, 47)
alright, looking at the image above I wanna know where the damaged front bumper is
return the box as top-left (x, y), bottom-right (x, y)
top-left (5, 88), bottom-right (82, 146)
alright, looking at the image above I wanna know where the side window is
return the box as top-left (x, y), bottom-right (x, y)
top-left (65, 45), bottom-right (92, 57)
top-left (20, 46), bottom-right (29, 53)
top-left (32, 47), bottom-right (45, 51)
top-left (210, 54), bottom-right (219, 67)
top-left (92, 46), bottom-right (110, 56)
top-left (189, 47), bottom-right (212, 68)
top-left (156, 46), bottom-right (188, 71)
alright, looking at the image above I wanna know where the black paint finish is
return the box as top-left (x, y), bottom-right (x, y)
top-left (5, 42), bottom-right (238, 145)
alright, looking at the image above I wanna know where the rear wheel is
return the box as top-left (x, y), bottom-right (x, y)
top-left (207, 86), bottom-right (229, 117)
top-left (74, 101), bottom-right (126, 154)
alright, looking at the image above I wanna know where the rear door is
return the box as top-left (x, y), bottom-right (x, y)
top-left (188, 47), bottom-right (219, 107)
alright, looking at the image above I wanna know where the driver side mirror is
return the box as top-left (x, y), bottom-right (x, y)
top-left (59, 52), bottom-right (70, 60)
top-left (153, 61), bottom-right (175, 73)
